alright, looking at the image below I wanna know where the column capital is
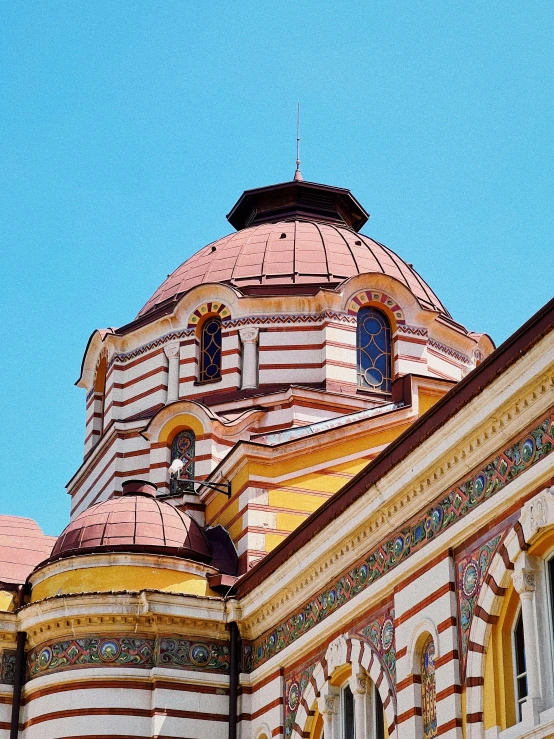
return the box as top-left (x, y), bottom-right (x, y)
top-left (164, 342), bottom-right (180, 359)
top-left (512, 553), bottom-right (537, 594)
top-left (348, 673), bottom-right (368, 696)
top-left (513, 570), bottom-right (535, 595)
top-left (239, 327), bottom-right (259, 344)
top-left (317, 694), bottom-right (338, 716)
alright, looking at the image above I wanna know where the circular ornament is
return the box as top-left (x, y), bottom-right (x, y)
top-left (357, 563), bottom-right (369, 584)
top-left (38, 647), bottom-right (52, 669)
top-left (368, 621), bottom-right (380, 648)
top-left (327, 589), bottom-right (336, 607)
top-left (521, 437), bottom-right (535, 465)
top-left (381, 619), bottom-right (394, 651)
top-left (269, 632), bottom-right (277, 648)
top-left (462, 561), bottom-right (479, 598)
top-left (430, 506), bottom-right (443, 532)
top-left (288, 682), bottom-right (300, 711)
top-left (473, 474), bottom-right (486, 498)
top-left (98, 640), bottom-right (120, 662)
top-left (393, 535), bottom-right (404, 558)
top-left (190, 643), bottom-right (211, 667)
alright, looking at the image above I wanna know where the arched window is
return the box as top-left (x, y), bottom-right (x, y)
top-left (421, 636), bottom-right (437, 739)
top-left (171, 430), bottom-right (195, 490)
top-left (357, 307), bottom-right (392, 393)
top-left (199, 316), bottom-right (222, 383)
top-left (513, 609), bottom-right (527, 722)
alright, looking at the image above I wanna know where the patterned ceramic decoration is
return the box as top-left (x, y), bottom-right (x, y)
top-left (171, 430), bottom-right (195, 484)
top-left (381, 619), bottom-right (394, 651)
top-left (421, 636), bottom-right (437, 739)
top-left (360, 608), bottom-right (396, 687)
top-left (0, 651), bottom-right (16, 685)
top-left (28, 636), bottom-right (230, 679)
top-left (284, 664), bottom-right (316, 739)
top-left (244, 411), bottom-right (554, 672)
top-left (456, 532), bottom-right (502, 677)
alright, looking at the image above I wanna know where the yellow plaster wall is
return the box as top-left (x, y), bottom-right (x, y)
top-left (0, 591), bottom-right (14, 612)
top-left (418, 391), bottom-right (443, 416)
top-left (205, 382), bottom-right (446, 554)
top-left (483, 582), bottom-right (518, 731)
top-left (32, 565), bottom-right (216, 601)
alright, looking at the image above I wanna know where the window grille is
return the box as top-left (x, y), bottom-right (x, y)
top-left (200, 316), bottom-right (222, 382)
top-left (356, 307), bottom-right (392, 393)
top-left (170, 430), bottom-right (195, 491)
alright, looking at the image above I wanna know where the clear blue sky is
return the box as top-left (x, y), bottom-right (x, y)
top-left (0, 2), bottom-right (552, 535)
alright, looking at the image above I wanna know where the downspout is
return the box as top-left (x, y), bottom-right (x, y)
top-left (10, 586), bottom-right (26, 739)
top-left (228, 621), bottom-right (240, 739)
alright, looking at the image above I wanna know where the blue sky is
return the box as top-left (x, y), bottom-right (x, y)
top-left (0, 2), bottom-right (552, 535)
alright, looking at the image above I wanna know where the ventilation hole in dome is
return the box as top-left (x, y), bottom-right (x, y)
top-left (280, 233), bottom-right (287, 239)
top-left (355, 240), bottom-right (362, 246)
top-left (211, 246), bottom-right (217, 252)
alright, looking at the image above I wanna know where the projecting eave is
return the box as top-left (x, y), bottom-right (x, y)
top-left (236, 296), bottom-right (554, 598)
top-left (76, 327), bottom-right (116, 388)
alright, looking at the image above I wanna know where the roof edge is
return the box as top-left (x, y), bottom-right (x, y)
top-left (236, 296), bottom-right (554, 597)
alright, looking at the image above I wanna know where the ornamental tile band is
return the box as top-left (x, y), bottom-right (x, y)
top-left (27, 636), bottom-right (230, 680)
top-left (0, 650), bottom-right (16, 685)
top-left (244, 410), bottom-right (554, 671)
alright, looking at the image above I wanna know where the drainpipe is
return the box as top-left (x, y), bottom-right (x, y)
top-left (228, 621), bottom-right (240, 739)
top-left (10, 586), bottom-right (26, 739)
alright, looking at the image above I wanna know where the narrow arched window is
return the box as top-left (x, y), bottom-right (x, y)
top-left (513, 609), bottom-right (527, 722)
top-left (200, 316), bottom-right (222, 383)
top-left (357, 307), bottom-right (392, 393)
top-left (421, 636), bottom-right (437, 739)
top-left (171, 430), bottom-right (195, 487)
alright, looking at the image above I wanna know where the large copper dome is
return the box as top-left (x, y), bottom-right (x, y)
top-left (138, 180), bottom-right (449, 318)
top-left (50, 481), bottom-right (210, 562)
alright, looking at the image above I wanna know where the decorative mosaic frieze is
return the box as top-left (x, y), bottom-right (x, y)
top-left (244, 411), bottom-right (554, 671)
top-left (428, 338), bottom-right (471, 366)
top-left (224, 311), bottom-right (356, 329)
top-left (158, 637), bottom-right (230, 672)
top-left (396, 325), bottom-right (429, 338)
top-left (27, 635), bottom-right (230, 680)
top-left (110, 329), bottom-right (194, 366)
top-left (456, 532), bottom-right (503, 677)
top-left (0, 650), bottom-right (16, 685)
top-left (285, 663), bottom-right (317, 739)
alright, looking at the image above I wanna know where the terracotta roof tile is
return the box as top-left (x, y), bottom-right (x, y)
top-left (138, 220), bottom-right (448, 317)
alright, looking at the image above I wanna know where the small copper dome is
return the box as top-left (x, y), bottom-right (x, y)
top-left (50, 480), bottom-right (210, 562)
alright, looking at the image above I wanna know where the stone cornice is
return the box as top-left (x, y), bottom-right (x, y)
top-left (19, 591), bottom-right (229, 646)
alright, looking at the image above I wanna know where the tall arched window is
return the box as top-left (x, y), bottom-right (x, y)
top-left (171, 430), bottom-right (195, 490)
top-left (513, 609), bottom-right (527, 722)
top-left (199, 316), bottom-right (222, 383)
top-left (421, 636), bottom-right (437, 739)
top-left (357, 307), bottom-right (392, 393)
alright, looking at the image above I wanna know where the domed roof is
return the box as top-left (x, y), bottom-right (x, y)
top-left (138, 219), bottom-right (448, 318)
top-left (50, 481), bottom-right (210, 562)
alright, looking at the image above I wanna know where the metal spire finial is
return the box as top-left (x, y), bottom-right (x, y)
top-left (294, 102), bottom-right (303, 181)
